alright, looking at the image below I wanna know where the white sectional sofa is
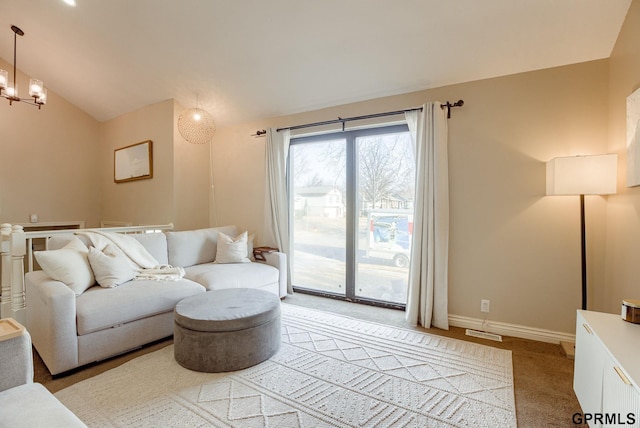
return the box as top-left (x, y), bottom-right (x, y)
top-left (24, 225), bottom-right (287, 375)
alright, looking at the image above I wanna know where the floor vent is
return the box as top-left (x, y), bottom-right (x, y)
top-left (465, 329), bottom-right (503, 342)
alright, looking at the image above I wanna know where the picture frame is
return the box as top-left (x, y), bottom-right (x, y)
top-left (114, 140), bottom-right (153, 183)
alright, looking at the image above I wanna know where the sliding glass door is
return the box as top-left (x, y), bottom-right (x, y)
top-left (290, 137), bottom-right (347, 296)
top-left (290, 125), bottom-right (414, 307)
top-left (355, 132), bottom-right (415, 305)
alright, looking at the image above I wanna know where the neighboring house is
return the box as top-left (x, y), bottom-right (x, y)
top-left (362, 194), bottom-right (413, 212)
top-left (295, 187), bottom-right (345, 218)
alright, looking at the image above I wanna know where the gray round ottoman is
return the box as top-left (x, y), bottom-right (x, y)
top-left (174, 288), bottom-right (281, 373)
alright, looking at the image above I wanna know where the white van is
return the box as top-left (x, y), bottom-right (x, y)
top-left (365, 210), bottom-right (413, 268)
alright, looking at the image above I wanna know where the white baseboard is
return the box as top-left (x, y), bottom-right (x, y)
top-left (448, 314), bottom-right (575, 344)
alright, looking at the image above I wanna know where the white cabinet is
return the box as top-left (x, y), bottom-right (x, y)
top-left (602, 354), bottom-right (640, 427)
top-left (574, 316), bottom-right (605, 426)
top-left (574, 310), bottom-right (640, 427)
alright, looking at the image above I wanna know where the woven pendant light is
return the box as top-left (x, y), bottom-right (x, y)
top-left (178, 106), bottom-right (216, 145)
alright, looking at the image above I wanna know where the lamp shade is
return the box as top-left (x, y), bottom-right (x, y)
top-left (178, 107), bottom-right (216, 145)
top-left (546, 154), bottom-right (617, 195)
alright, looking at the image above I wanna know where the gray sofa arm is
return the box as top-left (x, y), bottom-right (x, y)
top-left (0, 327), bottom-right (33, 392)
top-left (261, 251), bottom-right (287, 298)
top-left (25, 271), bottom-right (79, 375)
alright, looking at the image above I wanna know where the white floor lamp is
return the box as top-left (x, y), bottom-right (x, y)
top-left (546, 154), bottom-right (617, 311)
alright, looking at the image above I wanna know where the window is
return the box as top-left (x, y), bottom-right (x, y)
top-left (289, 125), bottom-right (414, 308)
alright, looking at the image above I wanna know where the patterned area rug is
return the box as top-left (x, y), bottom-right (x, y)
top-left (55, 304), bottom-right (516, 427)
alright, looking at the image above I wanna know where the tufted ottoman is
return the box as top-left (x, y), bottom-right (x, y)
top-left (174, 288), bottom-right (281, 372)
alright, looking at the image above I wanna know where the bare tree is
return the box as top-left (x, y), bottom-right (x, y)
top-left (292, 134), bottom-right (414, 209)
top-left (305, 173), bottom-right (326, 187)
top-left (358, 136), bottom-right (414, 209)
top-left (292, 141), bottom-right (346, 190)
top-left (292, 144), bottom-right (312, 180)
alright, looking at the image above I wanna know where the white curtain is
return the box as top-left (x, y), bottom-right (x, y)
top-left (263, 128), bottom-right (293, 294)
top-left (404, 103), bottom-right (450, 329)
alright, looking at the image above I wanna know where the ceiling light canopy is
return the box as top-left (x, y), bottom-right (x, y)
top-left (178, 106), bottom-right (216, 145)
top-left (0, 25), bottom-right (46, 109)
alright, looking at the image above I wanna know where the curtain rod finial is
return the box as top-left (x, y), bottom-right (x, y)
top-left (440, 99), bottom-right (464, 118)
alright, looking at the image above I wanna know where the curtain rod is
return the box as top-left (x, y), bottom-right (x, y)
top-left (251, 100), bottom-right (463, 137)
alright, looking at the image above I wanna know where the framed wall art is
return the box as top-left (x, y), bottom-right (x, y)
top-left (114, 140), bottom-right (153, 183)
top-left (626, 88), bottom-right (640, 187)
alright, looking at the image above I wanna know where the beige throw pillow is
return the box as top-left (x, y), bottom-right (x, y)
top-left (88, 244), bottom-right (137, 288)
top-left (34, 237), bottom-right (95, 295)
top-left (215, 231), bottom-right (251, 264)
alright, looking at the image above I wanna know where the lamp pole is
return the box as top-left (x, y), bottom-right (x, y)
top-left (580, 194), bottom-right (587, 310)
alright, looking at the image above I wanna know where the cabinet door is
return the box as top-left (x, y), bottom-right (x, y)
top-left (574, 314), bottom-right (605, 426)
top-left (602, 355), bottom-right (640, 428)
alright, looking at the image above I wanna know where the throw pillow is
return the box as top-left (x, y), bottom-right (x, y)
top-left (247, 232), bottom-right (255, 261)
top-left (88, 244), bottom-right (137, 288)
top-left (215, 231), bottom-right (251, 264)
top-left (34, 237), bottom-right (95, 295)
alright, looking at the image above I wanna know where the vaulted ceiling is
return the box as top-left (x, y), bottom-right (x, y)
top-left (0, 0), bottom-right (632, 127)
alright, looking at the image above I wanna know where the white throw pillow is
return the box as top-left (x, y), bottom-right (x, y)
top-left (88, 244), bottom-right (137, 288)
top-left (34, 237), bottom-right (95, 295)
top-left (215, 231), bottom-right (251, 264)
top-left (247, 232), bottom-right (255, 261)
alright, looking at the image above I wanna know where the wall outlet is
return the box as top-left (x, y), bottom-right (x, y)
top-left (29, 213), bottom-right (38, 223)
top-left (481, 299), bottom-right (490, 313)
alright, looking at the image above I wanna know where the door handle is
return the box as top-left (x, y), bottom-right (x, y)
top-left (614, 366), bottom-right (632, 386)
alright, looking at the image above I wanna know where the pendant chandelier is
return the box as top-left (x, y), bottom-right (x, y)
top-left (178, 96), bottom-right (216, 144)
top-left (0, 25), bottom-right (47, 109)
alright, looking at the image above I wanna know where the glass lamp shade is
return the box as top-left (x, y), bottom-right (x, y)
top-left (37, 88), bottom-right (47, 105)
top-left (0, 70), bottom-right (7, 89)
top-left (29, 79), bottom-right (44, 98)
top-left (5, 82), bottom-right (17, 98)
top-left (178, 107), bottom-right (216, 144)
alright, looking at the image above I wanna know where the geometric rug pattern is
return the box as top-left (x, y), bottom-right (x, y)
top-left (55, 303), bottom-right (516, 427)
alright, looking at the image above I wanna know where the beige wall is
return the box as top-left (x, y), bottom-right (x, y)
top-left (605, 0), bottom-right (640, 314)
top-left (0, 58), bottom-right (101, 227)
top-left (99, 99), bottom-right (175, 226)
top-left (213, 60), bottom-right (610, 335)
top-left (439, 62), bottom-right (609, 334)
top-left (0, 66), bottom-right (210, 232)
top-left (99, 99), bottom-right (210, 230)
top-left (172, 103), bottom-right (210, 231)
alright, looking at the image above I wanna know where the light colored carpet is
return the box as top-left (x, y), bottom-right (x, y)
top-left (55, 303), bottom-right (516, 427)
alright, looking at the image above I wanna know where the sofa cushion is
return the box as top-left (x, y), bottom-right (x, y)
top-left (0, 383), bottom-right (86, 428)
top-left (88, 245), bottom-right (137, 288)
top-left (166, 225), bottom-right (238, 268)
top-left (75, 279), bottom-right (205, 335)
top-left (48, 233), bottom-right (91, 250)
top-left (130, 232), bottom-right (169, 265)
top-left (215, 231), bottom-right (251, 264)
top-left (34, 238), bottom-right (95, 296)
top-left (184, 262), bottom-right (279, 292)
